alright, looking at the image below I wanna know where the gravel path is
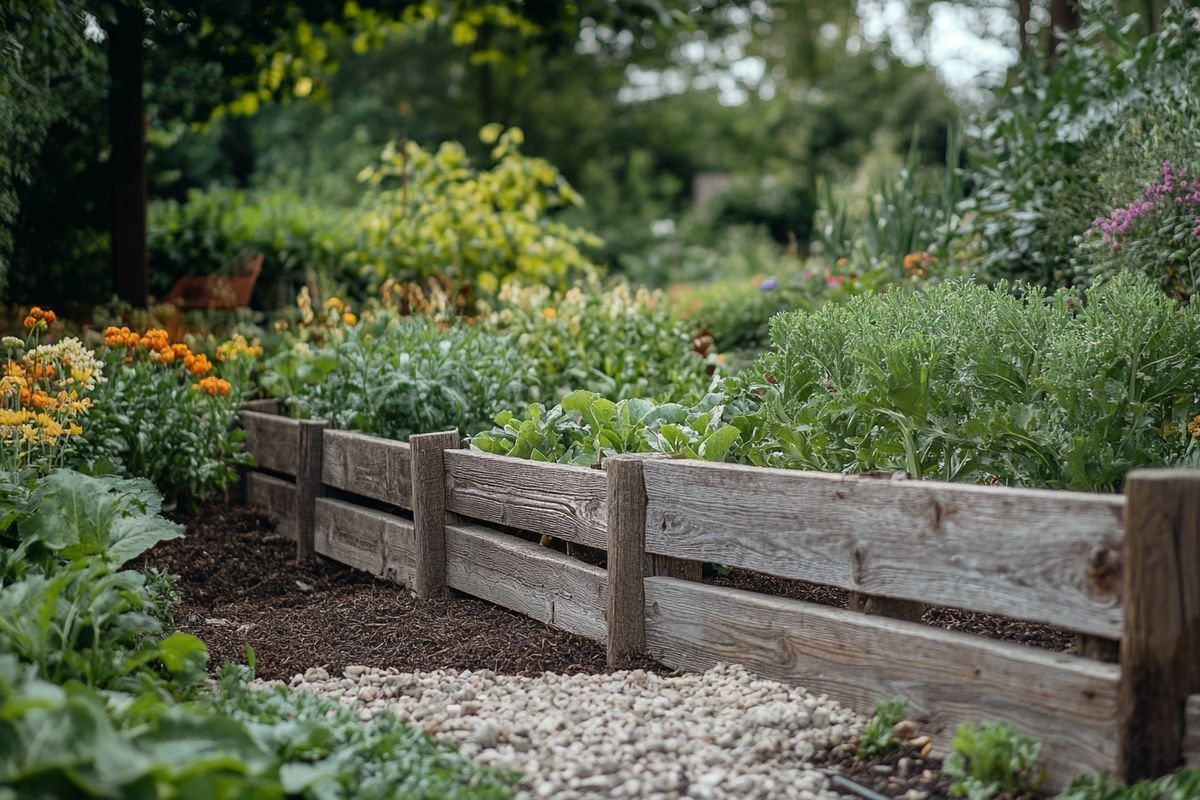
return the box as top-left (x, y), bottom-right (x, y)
top-left (275, 663), bottom-right (864, 800)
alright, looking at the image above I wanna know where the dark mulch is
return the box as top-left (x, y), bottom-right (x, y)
top-left (135, 503), bottom-right (662, 681)
top-left (709, 568), bottom-right (1077, 655)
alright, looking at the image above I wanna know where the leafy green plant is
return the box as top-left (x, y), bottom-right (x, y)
top-left (472, 388), bottom-right (744, 466)
top-left (490, 281), bottom-right (714, 403)
top-left (264, 314), bottom-right (535, 441)
top-left (944, 721), bottom-right (1045, 800)
top-left (753, 274), bottom-right (1200, 490)
top-left (1057, 768), bottom-right (1200, 800)
top-left (857, 698), bottom-right (908, 759)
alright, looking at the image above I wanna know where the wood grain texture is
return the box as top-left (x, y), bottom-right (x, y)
top-left (246, 472), bottom-right (296, 539)
top-left (322, 429), bottom-right (413, 509)
top-left (1185, 696), bottom-right (1200, 768)
top-left (644, 577), bottom-right (1118, 788)
top-left (444, 449), bottom-right (607, 549)
top-left (411, 431), bottom-right (459, 599)
top-left (241, 398), bottom-right (280, 414)
top-left (241, 411), bottom-right (300, 476)
top-left (313, 498), bottom-right (416, 587)
top-left (295, 419), bottom-right (327, 564)
top-left (446, 521), bottom-right (607, 641)
top-left (1118, 469), bottom-right (1200, 781)
top-left (606, 456), bottom-right (647, 666)
top-left (643, 459), bottom-right (1125, 637)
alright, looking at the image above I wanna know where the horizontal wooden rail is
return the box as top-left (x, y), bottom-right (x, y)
top-left (644, 577), bottom-right (1118, 788)
top-left (241, 411), bottom-right (301, 477)
top-left (245, 472), bottom-right (296, 539)
top-left (643, 459), bottom-right (1125, 638)
top-left (323, 429), bottom-right (413, 509)
top-left (446, 521), bottom-right (607, 641)
top-left (443, 449), bottom-right (607, 549)
top-left (314, 497), bottom-right (415, 587)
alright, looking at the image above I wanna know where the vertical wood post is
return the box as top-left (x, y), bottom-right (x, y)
top-left (607, 455), bottom-right (649, 667)
top-left (1118, 469), bottom-right (1200, 782)
top-left (847, 472), bottom-right (924, 622)
top-left (295, 419), bottom-right (327, 565)
top-left (410, 430), bottom-right (459, 599)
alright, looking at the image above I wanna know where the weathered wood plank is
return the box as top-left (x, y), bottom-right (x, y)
top-left (446, 521), bottom-right (606, 641)
top-left (313, 498), bottom-right (416, 587)
top-left (643, 459), bottom-right (1124, 638)
top-left (246, 472), bottom-right (296, 539)
top-left (1185, 696), bottom-right (1200, 768)
top-left (445, 449), bottom-right (607, 549)
top-left (322, 429), bottom-right (413, 509)
top-left (644, 577), bottom-right (1118, 788)
top-left (242, 398), bottom-right (280, 414)
top-left (1118, 469), bottom-right (1200, 781)
top-left (241, 411), bottom-right (300, 476)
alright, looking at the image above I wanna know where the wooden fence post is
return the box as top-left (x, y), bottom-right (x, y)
top-left (847, 472), bottom-right (924, 622)
top-left (410, 430), bottom-right (460, 599)
top-left (607, 455), bottom-right (648, 667)
top-left (295, 418), bottom-right (328, 565)
top-left (1118, 469), bottom-right (1200, 782)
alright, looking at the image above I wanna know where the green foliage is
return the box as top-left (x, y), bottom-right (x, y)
top-left (1057, 768), bottom-right (1200, 800)
top-left (753, 275), bottom-right (1200, 490)
top-left (149, 185), bottom-right (361, 307)
top-left (490, 282), bottom-right (713, 403)
top-left (965, 1), bottom-right (1200, 287)
top-left (944, 721), bottom-right (1045, 800)
top-left (264, 315), bottom-right (535, 441)
top-left (703, 174), bottom-right (816, 247)
top-left (812, 126), bottom-right (965, 280)
top-left (354, 126), bottom-right (601, 295)
top-left (471, 388), bottom-right (744, 466)
top-left (857, 698), bottom-right (907, 759)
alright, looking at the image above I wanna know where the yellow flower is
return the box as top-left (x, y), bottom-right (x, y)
top-left (323, 296), bottom-right (346, 311)
top-left (542, 307), bottom-right (556, 319)
top-left (342, 312), bottom-right (358, 326)
top-left (1189, 415), bottom-right (1200, 439)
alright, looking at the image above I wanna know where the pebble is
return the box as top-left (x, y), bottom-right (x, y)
top-left (273, 663), bottom-right (863, 799)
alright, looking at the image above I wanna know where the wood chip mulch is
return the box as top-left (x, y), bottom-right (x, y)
top-left (135, 503), bottom-right (663, 681)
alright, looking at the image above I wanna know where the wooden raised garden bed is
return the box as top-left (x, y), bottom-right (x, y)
top-left (238, 400), bottom-right (1200, 788)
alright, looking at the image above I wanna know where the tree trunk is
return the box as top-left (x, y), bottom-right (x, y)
top-left (1016, 0), bottom-right (1032, 57)
top-left (1048, 0), bottom-right (1081, 61)
top-left (109, 3), bottom-right (148, 308)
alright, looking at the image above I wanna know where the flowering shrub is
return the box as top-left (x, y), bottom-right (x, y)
top-left (72, 326), bottom-right (257, 508)
top-left (1079, 159), bottom-right (1200, 301)
top-left (0, 308), bottom-right (103, 473)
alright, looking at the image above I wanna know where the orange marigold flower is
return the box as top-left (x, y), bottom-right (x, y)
top-left (1189, 415), bottom-right (1200, 439)
top-left (184, 353), bottom-right (212, 375)
top-left (23, 316), bottom-right (36, 329)
top-left (140, 329), bottom-right (170, 353)
top-left (194, 376), bottom-right (231, 396)
top-left (542, 307), bottom-right (557, 319)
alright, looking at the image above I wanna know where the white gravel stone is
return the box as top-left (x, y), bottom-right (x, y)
top-left (267, 663), bottom-right (863, 800)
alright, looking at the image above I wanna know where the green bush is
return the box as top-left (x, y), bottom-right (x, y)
top-left (149, 185), bottom-right (361, 308)
top-left (752, 274), bottom-right (1200, 490)
top-left (965, 2), bottom-right (1200, 287)
top-left (354, 126), bottom-right (601, 295)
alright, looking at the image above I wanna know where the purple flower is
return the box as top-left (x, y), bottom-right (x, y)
top-left (758, 277), bottom-right (779, 292)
